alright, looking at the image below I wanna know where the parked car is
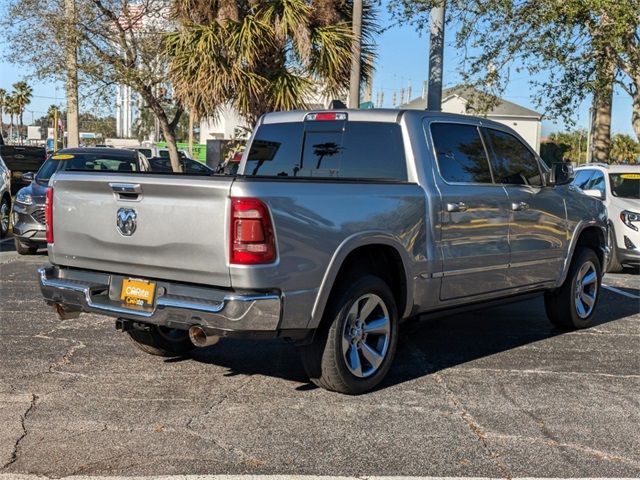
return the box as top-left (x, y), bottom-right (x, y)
top-left (12, 148), bottom-right (150, 255)
top-left (148, 156), bottom-right (214, 174)
top-left (38, 110), bottom-right (607, 394)
top-left (0, 132), bottom-right (47, 195)
top-left (130, 146), bottom-right (192, 160)
top-left (572, 163), bottom-right (640, 272)
top-left (0, 153), bottom-right (11, 238)
top-left (214, 151), bottom-right (242, 175)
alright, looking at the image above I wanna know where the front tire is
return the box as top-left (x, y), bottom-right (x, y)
top-left (14, 238), bottom-right (38, 255)
top-left (126, 324), bottom-right (195, 357)
top-left (301, 275), bottom-right (398, 395)
top-left (545, 247), bottom-right (602, 329)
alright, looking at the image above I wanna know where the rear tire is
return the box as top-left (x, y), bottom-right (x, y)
top-left (606, 227), bottom-right (623, 273)
top-left (126, 324), bottom-right (195, 357)
top-left (0, 196), bottom-right (9, 238)
top-left (544, 247), bottom-right (601, 329)
top-left (14, 238), bottom-right (38, 255)
top-left (300, 274), bottom-right (398, 395)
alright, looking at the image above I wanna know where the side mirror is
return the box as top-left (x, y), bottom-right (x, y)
top-left (550, 162), bottom-right (574, 186)
top-left (582, 189), bottom-right (604, 200)
top-left (21, 172), bottom-right (34, 183)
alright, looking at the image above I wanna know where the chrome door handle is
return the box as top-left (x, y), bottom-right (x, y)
top-left (446, 201), bottom-right (468, 212)
top-left (511, 201), bottom-right (529, 211)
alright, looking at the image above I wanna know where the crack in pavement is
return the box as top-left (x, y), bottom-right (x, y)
top-left (487, 432), bottom-right (640, 468)
top-left (406, 341), bottom-right (513, 479)
top-left (2, 393), bottom-right (38, 471)
top-left (185, 375), bottom-right (260, 464)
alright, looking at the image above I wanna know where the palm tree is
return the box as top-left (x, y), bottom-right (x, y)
top-left (610, 134), bottom-right (640, 164)
top-left (166, 0), bottom-right (377, 128)
top-left (12, 81), bottom-right (33, 140)
top-left (0, 89), bottom-right (6, 136)
top-left (6, 95), bottom-right (20, 141)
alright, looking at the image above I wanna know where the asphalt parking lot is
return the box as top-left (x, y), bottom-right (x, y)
top-left (1, 237), bottom-right (639, 479)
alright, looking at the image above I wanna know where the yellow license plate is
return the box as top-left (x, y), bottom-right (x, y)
top-left (120, 278), bottom-right (156, 307)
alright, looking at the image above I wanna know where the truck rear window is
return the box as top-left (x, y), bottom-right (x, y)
top-left (244, 121), bottom-right (407, 181)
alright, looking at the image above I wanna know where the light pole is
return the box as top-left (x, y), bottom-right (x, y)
top-left (348, 0), bottom-right (363, 109)
top-left (427, 1), bottom-right (446, 111)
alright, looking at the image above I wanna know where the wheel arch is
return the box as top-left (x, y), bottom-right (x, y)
top-left (309, 233), bottom-right (413, 329)
top-left (557, 222), bottom-right (607, 287)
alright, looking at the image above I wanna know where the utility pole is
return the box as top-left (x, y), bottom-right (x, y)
top-left (427, 1), bottom-right (446, 111)
top-left (348, 0), bottom-right (363, 109)
top-left (65, 0), bottom-right (79, 147)
top-left (53, 108), bottom-right (58, 152)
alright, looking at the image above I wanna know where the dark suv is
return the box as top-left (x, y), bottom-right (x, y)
top-left (12, 148), bottom-right (149, 254)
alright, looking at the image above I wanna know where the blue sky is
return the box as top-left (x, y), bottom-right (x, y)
top-left (0, 5), bottom-right (634, 138)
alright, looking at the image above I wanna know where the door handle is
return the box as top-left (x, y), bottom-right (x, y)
top-left (511, 201), bottom-right (529, 211)
top-left (446, 201), bottom-right (468, 213)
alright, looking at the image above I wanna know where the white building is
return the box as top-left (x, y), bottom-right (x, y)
top-left (400, 85), bottom-right (543, 153)
top-left (115, 84), bottom-right (136, 138)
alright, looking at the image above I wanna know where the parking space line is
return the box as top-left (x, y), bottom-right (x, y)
top-left (603, 284), bottom-right (640, 300)
top-left (2, 477), bottom-right (639, 480)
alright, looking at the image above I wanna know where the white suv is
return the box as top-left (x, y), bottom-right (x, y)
top-left (572, 163), bottom-right (640, 272)
top-left (0, 153), bottom-right (11, 238)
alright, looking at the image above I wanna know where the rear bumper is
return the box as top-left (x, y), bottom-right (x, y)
top-left (38, 265), bottom-right (282, 334)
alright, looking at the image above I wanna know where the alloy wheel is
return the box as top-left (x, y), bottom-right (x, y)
top-left (341, 293), bottom-right (391, 378)
top-left (574, 260), bottom-right (598, 319)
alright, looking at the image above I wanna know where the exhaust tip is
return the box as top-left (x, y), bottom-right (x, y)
top-left (189, 325), bottom-right (219, 348)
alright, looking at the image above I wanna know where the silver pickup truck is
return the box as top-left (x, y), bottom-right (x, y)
top-left (39, 109), bottom-right (608, 394)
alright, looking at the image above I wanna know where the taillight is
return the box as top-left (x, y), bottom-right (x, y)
top-left (305, 112), bottom-right (347, 121)
top-left (45, 187), bottom-right (54, 243)
top-left (230, 197), bottom-right (276, 265)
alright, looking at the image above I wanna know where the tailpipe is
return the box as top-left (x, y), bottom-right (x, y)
top-left (189, 325), bottom-right (220, 348)
top-left (53, 303), bottom-right (81, 320)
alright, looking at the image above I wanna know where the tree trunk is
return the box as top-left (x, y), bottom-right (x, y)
top-left (631, 77), bottom-right (640, 142)
top-left (591, 56), bottom-right (614, 163)
top-left (141, 88), bottom-right (182, 172)
top-left (65, 0), bottom-right (79, 148)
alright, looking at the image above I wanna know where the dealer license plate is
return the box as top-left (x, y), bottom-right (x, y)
top-left (120, 278), bottom-right (156, 307)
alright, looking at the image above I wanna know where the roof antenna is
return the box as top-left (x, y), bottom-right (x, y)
top-left (329, 99), bottom-right (347, 109)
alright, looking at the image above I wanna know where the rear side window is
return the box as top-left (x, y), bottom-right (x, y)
top-left (244, 121), bottom-right (407, 181)
top-left (484, 128), bottom-right (542, 186)
top-left (430, 123), bottom-right (493, 183)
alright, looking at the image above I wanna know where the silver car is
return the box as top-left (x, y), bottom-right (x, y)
top-left (0, 153), bottom-right (10, 238)
top-left (39, 110), bottom-right (608, 394)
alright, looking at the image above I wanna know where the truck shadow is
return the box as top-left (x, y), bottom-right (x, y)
top-left (187, 290), bottom-right (638, 393)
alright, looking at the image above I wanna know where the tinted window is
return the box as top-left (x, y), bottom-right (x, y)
top-left (485, 129), bottom-right (542, 186)
top-left (572, 169), bottom-right (594, 189)
top-left (244, 121), bottom-right (407, 180)
top-left (430, 123), bottom-right (492, 183)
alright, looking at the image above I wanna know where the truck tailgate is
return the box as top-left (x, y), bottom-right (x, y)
top-left (49, 172), bottom-right (233, 287)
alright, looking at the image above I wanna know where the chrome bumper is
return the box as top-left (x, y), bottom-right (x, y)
top-left (38, 265), bottom-right (282, 332)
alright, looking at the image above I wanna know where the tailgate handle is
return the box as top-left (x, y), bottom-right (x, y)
top-left (109, 183), bottom-right (142, 201)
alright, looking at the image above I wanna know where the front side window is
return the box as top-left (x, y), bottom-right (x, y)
top-left (429, 122), bottom-right (493, 183)
top-left (586, 171), bottom-right (606, 194)
top-left (485, 128), bottom-right (542, 186)
top-left (572, 169), bottom-right (594, 190)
